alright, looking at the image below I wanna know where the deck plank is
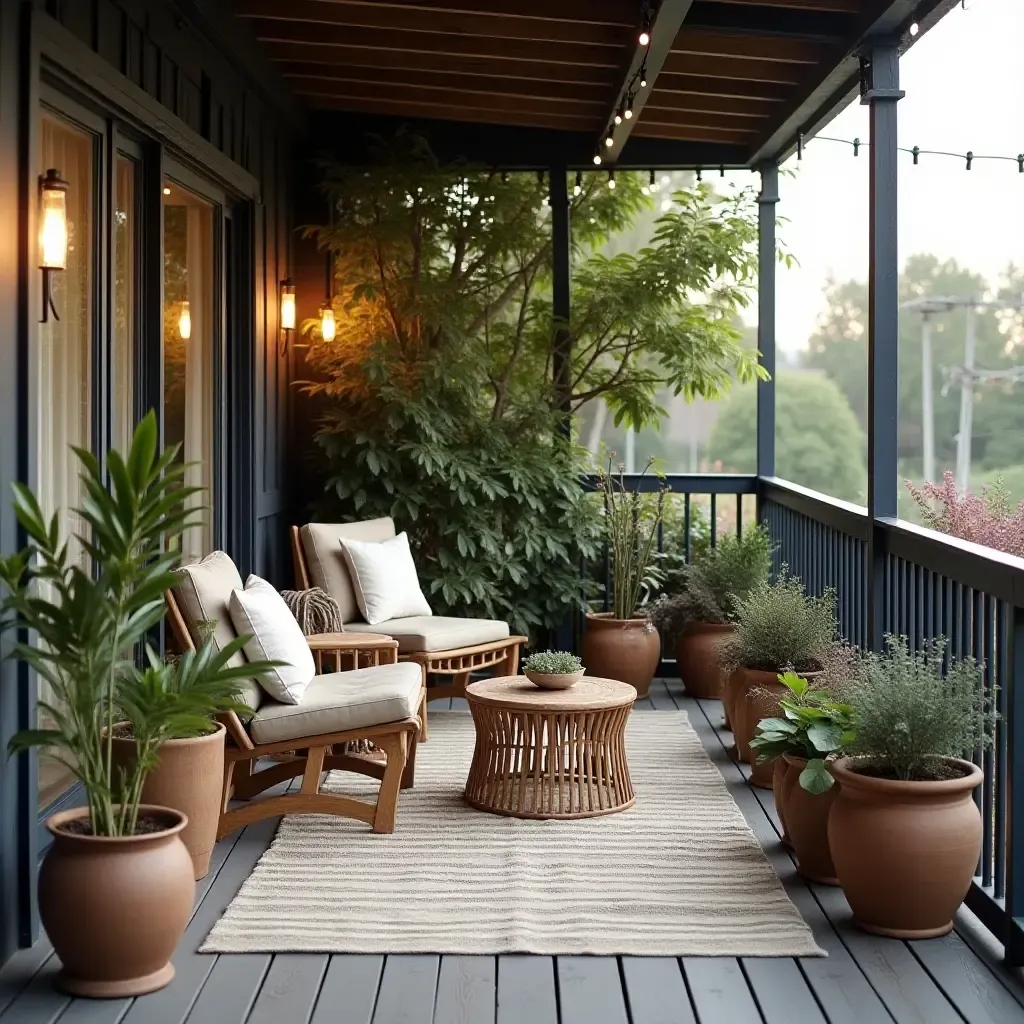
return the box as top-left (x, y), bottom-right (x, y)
top-left (0, 939), bottom-right (55, 1017)
top-left (496, 956), bottom-right (557, 1024)
top-left (247, 954), bottom-right (327, 1024)
top-left (557, 957), bottom-right (629, 1024)
top-left (181, 954), bottom-right (268, 1024)
top-left (310, 956), bottom-right (383, 1024)
top-left (647, 680), bottom-right (679, 711)
top-left (741, 958), bottom-right (826, 1024)
top-left (620, 956), bottom-right (696, 1024)
top-left (911, 932), bottom-right (1024, 1024)
top-left (371, 955), bottom-right (439, 1024)
top-left (0, 956), bottom-right (67, 1024)
top-left (434, 956), bottom-right (495, 1024)
top-left (681, 958), bottom-right (762, 1024)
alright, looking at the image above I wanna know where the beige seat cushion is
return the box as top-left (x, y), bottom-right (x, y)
top-left (299, 519), bottom-right (396, 623)
top-left (249, 662), bottom-right (422, 745)
top-left (351, 616), bottom-right (511, 654)
top-left (172, 552), bottom-right (263, 712)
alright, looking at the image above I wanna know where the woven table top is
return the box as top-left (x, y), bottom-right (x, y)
top-left (466, 675), bottom-right (636, 712)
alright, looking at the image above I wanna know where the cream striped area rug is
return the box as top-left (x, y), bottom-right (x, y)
top-left (201, 712), bottom-right (824, 957)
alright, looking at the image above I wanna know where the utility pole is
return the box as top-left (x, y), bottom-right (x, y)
top-left (955, 304), bottom-right (976, 491)
top-left (921, 313), bottom-right (935, 482)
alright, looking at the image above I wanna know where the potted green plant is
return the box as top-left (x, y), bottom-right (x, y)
top-left (751, 672), bottom-right (855, 883)
top-left (721, 568), bottom-right (838, 787)
top-left (650, 525), bottom-right (773, 699)
top-left (829, 636), bottom-right (990, 938)
top-left (523, 650), bottom-right (585, 690)
top-left (0, 414), bottom-right (264, 998)
top-left (582, 456), bottom-right (666, 697)
top-left (109, 616), bottom-right (253, 881)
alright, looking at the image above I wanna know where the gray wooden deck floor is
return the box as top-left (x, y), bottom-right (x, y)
top-left (3, 679), bottom-right (1024, 1024)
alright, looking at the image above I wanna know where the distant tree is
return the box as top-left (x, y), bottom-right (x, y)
top-left (706, 372), bottom-right (867, 502)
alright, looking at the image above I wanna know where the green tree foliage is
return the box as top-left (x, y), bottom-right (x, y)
top-left (705, 372), bottom-right (867, 502)
top-left (804, 256), bottom-right (1024, 477)
top-left (298, 133), bottom-right (766, 636)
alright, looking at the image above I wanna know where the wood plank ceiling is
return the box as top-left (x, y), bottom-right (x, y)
top-left (233, 0), bottom-right (875, 164)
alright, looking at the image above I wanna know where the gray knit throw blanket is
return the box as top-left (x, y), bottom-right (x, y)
top-left (279, 587), bottom-right (343, 635)
top-left (279, 587), bottom-right (376, 754)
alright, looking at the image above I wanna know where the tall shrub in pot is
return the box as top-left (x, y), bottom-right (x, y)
top-left (721, 569), bottom-right (838, 787)
top-left (581, 457), bottom-right (665, 697)
top-left (829, 636), bottom-right (992, 938)
top-left (650, 525), bottom-right (772, 699)
top-left (0, 414), bottom-right (265, 998)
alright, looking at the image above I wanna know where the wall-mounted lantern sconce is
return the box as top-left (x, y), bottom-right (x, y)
top-left (38, 168), bottom-right (69, 323)
top-left (178, 300), bottom-right (192, 340)
top-left (278, 279), bottom-right (296, 356)
top-left (318, 304), bottom-right (336, 343)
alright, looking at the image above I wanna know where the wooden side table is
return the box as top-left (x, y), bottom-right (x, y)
top-left (464, 675), bottom-right (636, 819)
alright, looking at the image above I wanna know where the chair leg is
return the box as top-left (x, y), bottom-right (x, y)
top-left (418, 687), bottom-right (429, 742)
top-left (301, 745), bottom-right (328, 795)
top-left (221, 760), bottom-right (237, 812)
top-left (505, 641), bottom-right (521, 677)
top-left (401, 730), bottom-right (417, 790)
top-left (372, 731), bottom-right (408, 833)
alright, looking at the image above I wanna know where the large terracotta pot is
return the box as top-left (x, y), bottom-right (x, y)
top-left (743, 670), bottom-right (789, 789)
top-left (581, 613), bottom-right (660, 698)
top-left (674, 623), bottom-right (734, 699)
top-left (783, 755), bottom-right (839, 885)
top-left (780, 757), bottom-right (802, 851)
top-left (721, 668), bottom-right (743, 734)
top-left (111, 722), bottom-right (225, 879)
top-left (828, 757), bottom-right (983, 938)
top-left (773, 758), bottom-right (795, 850)
top-left (40, 805), bottom-right (194, 997)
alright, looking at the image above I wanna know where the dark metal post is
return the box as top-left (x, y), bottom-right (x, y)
top-left (863, 41), bottom-right (903, 652)
top-left (755, 162), bottom-right (778, 521)
top-left (1006, 604), bottom-right (1024, 964)
top-left (550, 163), bottom-right (571, 421)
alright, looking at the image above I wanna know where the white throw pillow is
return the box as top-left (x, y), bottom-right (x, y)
top-left (228, 575), bottom-right (315, 705)
top-left (339, 532), bottom-right (432, 625)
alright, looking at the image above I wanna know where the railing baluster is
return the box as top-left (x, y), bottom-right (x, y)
top-left (1005, 603), bottom-right (1024, 965)
top-left (983, 594), bottom-right (995, 888)
top-left (736, 493), bottom-right (743, 538)
top-left (683, 493), bottom-right (691, 564)
top-left (710, 493), bottom-right (717, 549)
top-left (996, 599), bottom-right (1008, 901)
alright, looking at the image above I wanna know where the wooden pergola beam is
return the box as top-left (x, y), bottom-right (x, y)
top-left (661, 52), bottom-right (806, 83)
top-left (702, 0), bottom-right (859, 11)
top-left (600, 0), bottom-right (697, 164)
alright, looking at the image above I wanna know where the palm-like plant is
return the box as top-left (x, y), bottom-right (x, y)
top-left (0, 413), bottom-right (265, 836)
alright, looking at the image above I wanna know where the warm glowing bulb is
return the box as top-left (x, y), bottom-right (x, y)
top-left (624, 107), bottom-right (633, 119)
top-left (178, 301), bottom-right (191, 340)
top-left (639, 29), bottom-right (650, 45)
top-left (909, 21), bottom-right (919, 35)
top-left (614, 112), bottom-right (622, 125)
top-left (320, 305), bottom-right (336, 342)
top-left (38, 170), bottom-right (68, 270)
top-left (162, 186), bottom-right (171, 195)
top-left (640, 75), bottom-right (648, 88)
top-left (608, 173), bottom-right (616, 190)
top-left (573, 184), bottom-right (582, 196)
top-left (593, 154), bottom-right (602, 165)
top-left (280, 281), bottom-right (296, 331)
top-left (604, 135), bottom-right (614, 148)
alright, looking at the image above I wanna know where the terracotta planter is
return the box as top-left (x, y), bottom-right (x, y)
top-left (525, 669), bottom-right (584, 690)
top-left (773, 758), bottom-right (795, 850)
top-left (783, 755), bottom-right (839, 885)
top-left (674, 623), bottom-right (734, 699)
top-left (40, 805), bottom-right (194, 998)
top-left (721, 668), bottom-right (743, 734)
top-left (828, 757), bottom-right (983, 938)
top-left (111, 722), bottom-right (225, 879)
top-left (743, 670), bottom-right (789, 789)
top-left (581, 613), bottom-right (660, 698)
top-left (780, 757), bottom-right (802, 852)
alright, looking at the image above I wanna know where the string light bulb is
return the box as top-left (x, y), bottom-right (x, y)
top-left (909, 21), bottom-right (919, 35)
top-left (640, 71), bottom-right (648, 88)
top-left (607, 170), bottom-right (616, 190)
top-left (574, 171), bottom-right (583, 196)
top-left (604, 130), bottom-right (614, 148)
top-left (614, 108), bottom-right (623, 125)
top-left (638, 22), bottom-right (651, 46)
top-left (319, 304), bottom-right (336, 343)
top-left (593, 153), bottom-right (603, 166)
top-left (178, 301), bottom-right (191, 340)
top-left (624, 98), bottom-right (633, 119)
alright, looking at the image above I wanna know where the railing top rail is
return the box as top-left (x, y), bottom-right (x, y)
top-left (879, 516), bottom-right (1024, 607)
top-left (581, 473), bottom-right (758, 495)
top-left (760, 476), bottom-right (870, 541)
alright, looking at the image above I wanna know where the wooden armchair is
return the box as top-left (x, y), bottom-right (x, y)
top-left (166, 556), bottom-right (423, 838)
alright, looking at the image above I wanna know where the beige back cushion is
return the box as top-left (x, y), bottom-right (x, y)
top-left (172, 551), bottom-right (263, 712)
top-left (299, 518), bottom-right (396, 623)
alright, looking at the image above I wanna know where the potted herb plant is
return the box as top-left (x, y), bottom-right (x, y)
top-left (751, 672), bottom-right (855, 883)
top-left (650, 525), bottom-right (773, 699)
top-left (582, 457), bottom-right (666, 697)
top-left (523, 650), bottom-right (584, 690)
top-left (829, 636), bottom-right (990, 938)
top-left (721, 568), bottom-right (838, 788)
top-left (0, 414), bottom-right (264, 997)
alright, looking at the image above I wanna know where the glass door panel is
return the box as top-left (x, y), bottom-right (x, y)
top-left (113, 156), bottom-right (136, 454)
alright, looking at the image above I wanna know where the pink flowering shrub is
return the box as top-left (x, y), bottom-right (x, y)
top-left (906, 472), bottom-right (1024, 558)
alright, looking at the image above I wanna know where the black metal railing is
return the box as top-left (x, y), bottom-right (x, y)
top-left (577, 470), bottom-right (1024, 963)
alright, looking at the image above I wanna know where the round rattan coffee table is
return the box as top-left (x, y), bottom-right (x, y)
top-left (464, 675), bottom-right (636, 819)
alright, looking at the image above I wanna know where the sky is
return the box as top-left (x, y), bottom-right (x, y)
top-left (740, 0), bottom-right (1024, 352)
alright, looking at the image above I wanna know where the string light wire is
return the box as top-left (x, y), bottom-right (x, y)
top-left (799, 134), bottom-right (1024, 172)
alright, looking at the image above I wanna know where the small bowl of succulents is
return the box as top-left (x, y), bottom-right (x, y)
top-left (523, 651), bottom-right (585, 690)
